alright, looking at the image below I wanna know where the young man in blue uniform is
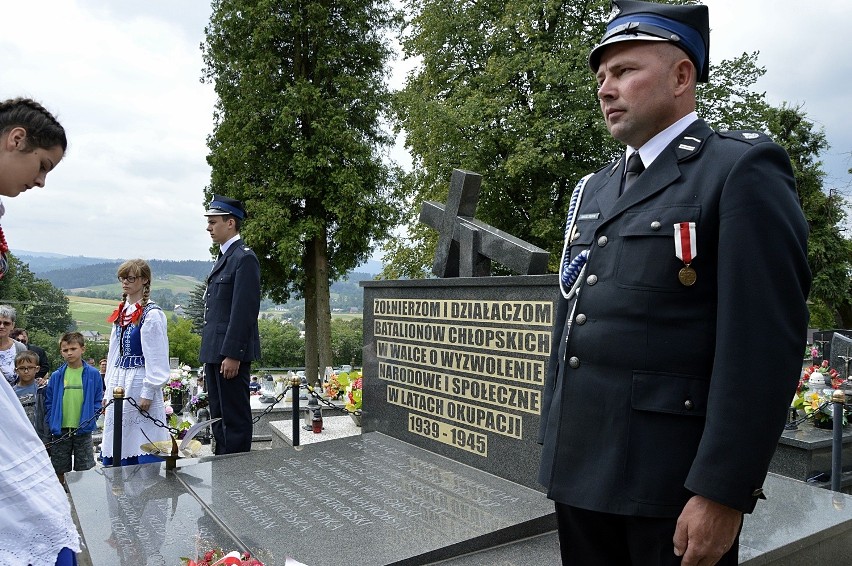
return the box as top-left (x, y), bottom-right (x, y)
top-left (537, 2), bottom-right (811, 565)
top-left (200, 195), bottom-right (261, 454)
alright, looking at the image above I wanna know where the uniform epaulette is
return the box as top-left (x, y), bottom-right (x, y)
top-left (716, 129), bottom-right (771, 145)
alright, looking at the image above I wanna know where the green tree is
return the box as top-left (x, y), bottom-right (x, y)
top-left (331, 317), bottom-right (362, 366)
top-left (387, 0), bottom-right (777, 278)
top-left (185, 283), bottom-right (206, 334)
top-left (258, 318), bottom-right (304, 367)
top-left (167, 316), bottom-right (201, 368)
top-left (761, 105), bottom-right (852, 328)
top-left (202, 0), bottom-right (402, 386)
top-left (0, 254), bottom-right (73, 335)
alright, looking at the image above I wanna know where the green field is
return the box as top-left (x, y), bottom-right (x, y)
top-left (69, 295), bottom-right (359, 334)
top-left (67, 274), bottom-right (203, 296)
top-left (69, 296), bottom-right (177, 334)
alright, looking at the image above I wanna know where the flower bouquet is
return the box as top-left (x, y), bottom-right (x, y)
top-left (181, 549), bottom-right (263, 566)
top-left (165, 365), bottom-right (193, 398)
top-left (324, 373), bottom-right (344, 399)
top-left (344, 373), bottom-right (363, 413)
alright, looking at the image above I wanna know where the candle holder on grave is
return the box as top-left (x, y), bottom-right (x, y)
top-left (303, 396), bottom-right (321, 431)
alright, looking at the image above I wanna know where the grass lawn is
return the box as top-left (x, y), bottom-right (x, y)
top-left (69, 296), bottom-right (175, 334)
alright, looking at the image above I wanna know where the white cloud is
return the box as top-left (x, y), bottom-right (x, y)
top-left (1, 0), bottom-right (849, 263)
top-left (706, 0), bottom-right (852, 189)
top-left (0, 0), bottom-right (215, 260)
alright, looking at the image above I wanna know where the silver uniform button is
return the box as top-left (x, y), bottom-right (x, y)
top-left (575, 314), bottom-right (587, 325)
top-left (684, 399), bottom-right (694, 410)
top-left (597, 236), bottom-right (608, 247)
top-left (651, 221), bottom-right (661, 231)
top-left (586, 274), bottom-right (598, 286)
top-left (568, 357), bottom-right (580, 368)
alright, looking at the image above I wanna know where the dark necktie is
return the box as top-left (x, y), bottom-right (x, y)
top-left (621, 152), bottom-right (645, 195)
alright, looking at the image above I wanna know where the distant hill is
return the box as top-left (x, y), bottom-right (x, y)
top-left (35, 259), bottom-right (214, 290)
top-left (13, 250), bottom-right (119, 274)
top-left (13, 250), bottom-right (381, 314)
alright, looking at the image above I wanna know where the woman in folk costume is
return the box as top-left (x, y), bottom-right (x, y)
top-left (0, 97), bottom-right (80, 565)
top-left (101, 258), bottom-right (171, 466)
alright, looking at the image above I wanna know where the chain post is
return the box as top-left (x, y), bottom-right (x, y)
top-left (112, 387), bottom-right (125, 467)
top-left (832, 389), bottom-right (846, 492)
top-left (291, 377), bottom-right (302, 447)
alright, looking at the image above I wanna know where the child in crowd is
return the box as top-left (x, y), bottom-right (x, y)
top-left (13, 350), bottom-right (48, 442)
top-left (44, 332), bottom-right (104, 484)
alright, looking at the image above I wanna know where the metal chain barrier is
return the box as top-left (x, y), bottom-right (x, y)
top-left (250, 384), bottom-right (292, 424)
top-left (302, 385), bottom-right (361, 417)
top-left (125, 397), bottom-right (184, 437)
top-left (43, 381), bottom-right (362, 451)
top-left (785, 399), bottom-right (852, 429)
top-left (44, 399), bottom-right (114, 449)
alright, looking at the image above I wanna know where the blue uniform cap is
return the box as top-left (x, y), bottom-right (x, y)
top-left (589, 0), bottom-right (710, 82)
top-left (204, 194), bottom-right (247, 219)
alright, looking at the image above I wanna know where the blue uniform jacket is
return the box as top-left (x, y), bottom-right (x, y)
top-left (538, 120), bottom-right (811, 517)
top-left (44, 362), bottom-right (104, 435)
top-left (200, 237), bottom-right (262, 363)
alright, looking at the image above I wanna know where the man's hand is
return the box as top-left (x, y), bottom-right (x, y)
top-left (673, 495), bottom-right (743, 566)
top-left (221, 357), bottom-right (241, 379)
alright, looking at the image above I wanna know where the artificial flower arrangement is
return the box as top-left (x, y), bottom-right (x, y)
top-left (324, 373), bottom-right (345, 399)
top-left (799, 390), bottom-right (848, 428)
top-left (343, 372), bottom-right (363, 413)
top-left (181, 549), bottom-right (263, 566)
top-left (165, 364), bottom-right (193, 398)
top-left (792, 361), bottom-right (849, 428)
top-left (164, 405), bottom-right (192, 439)
top-left (188, 392), bottom-right (209, 413)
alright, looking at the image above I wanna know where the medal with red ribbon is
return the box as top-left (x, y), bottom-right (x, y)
top-left (673, 221), bottom-right (697, 286)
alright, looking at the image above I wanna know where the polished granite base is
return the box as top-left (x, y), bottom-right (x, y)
top-left (68, 432), bottom-right (852, 566)
top-left (69, 432), bottom-right (554, 566)
top-left (434, 474), bottom-right (852, 566)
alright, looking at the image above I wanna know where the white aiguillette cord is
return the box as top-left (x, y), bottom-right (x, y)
top-left (559, 173), bottom-right (593, 299)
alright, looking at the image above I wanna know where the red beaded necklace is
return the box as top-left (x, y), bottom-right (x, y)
top-left (0, 225), bottom-right (8, 280)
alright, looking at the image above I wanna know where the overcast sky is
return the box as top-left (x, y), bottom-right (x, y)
top-left (1, 0), bottom-right (849, 262)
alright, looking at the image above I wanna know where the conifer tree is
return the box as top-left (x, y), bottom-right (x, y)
top-left (202, 0), bottom-right (402, 383)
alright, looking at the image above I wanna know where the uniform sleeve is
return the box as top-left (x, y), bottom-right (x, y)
top-left (221, 251), bottom-right (261, 360)
top-left (685, 141), bottom-right (811, 512)
top-left (139, 308), bottom-right (171, 401)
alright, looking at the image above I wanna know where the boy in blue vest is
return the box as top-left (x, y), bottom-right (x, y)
top-left (44, 331), bottom-right (103, 485)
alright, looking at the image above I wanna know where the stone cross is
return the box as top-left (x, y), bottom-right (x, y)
top-left (419, 169), bottom-right (550, 277)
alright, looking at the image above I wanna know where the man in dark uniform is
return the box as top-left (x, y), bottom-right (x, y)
top-left (537, 2), bottom-right (811, 565)
top-left (200, 195), bottom-right (261, 454)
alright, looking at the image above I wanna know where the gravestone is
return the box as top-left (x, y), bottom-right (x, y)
top-left (830, 332), bottom-right (852, 380)
top-left (813, 329), bottom-right (852, 366)
top-left (361, 276), bottom-right (556, 491)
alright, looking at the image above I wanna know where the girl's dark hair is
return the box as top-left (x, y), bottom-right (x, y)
top-left (0, 97), bottom-right (66, 151)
